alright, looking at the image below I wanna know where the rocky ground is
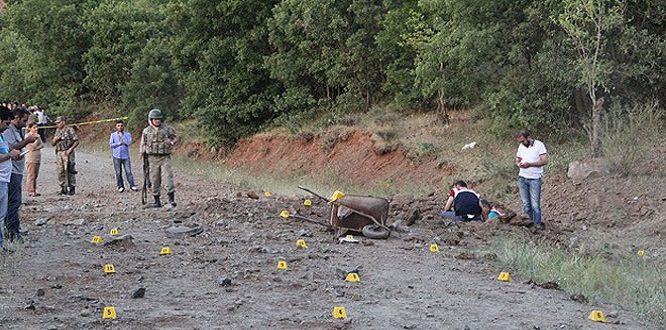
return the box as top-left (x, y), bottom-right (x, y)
top-left (0, 144), bottom-right (662, 330)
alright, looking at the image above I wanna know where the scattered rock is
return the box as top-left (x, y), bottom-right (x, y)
top-left (246, 191), bottom-right (259, 199)
top-left (166, 223), bottom-right (204, 238)
top-left (80, 308), bottom-right (91, 317)
top-left (132, 287), bottom-right (146, 299)
top-left (24, 300), bottom-right (36, 310)
top-left (36, 288), bottom-right (45, 296)
top-left (567, 158), bottom-right (611, 181)
top-left (217, 277), bottom-right (232, 287)
top-left (34, 218), bottom-right (49, 226)
top-left (103, 234), bottom-right (135, 248)
top-left (455, 252), bottom-right (475, 260)
top-left (570, 293), bottom-right (588, 304)
top-left (607, 310), bottom-right (619, 318)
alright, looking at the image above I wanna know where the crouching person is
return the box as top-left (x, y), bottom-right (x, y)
top-left (440, 180), bottom-right (486, 222)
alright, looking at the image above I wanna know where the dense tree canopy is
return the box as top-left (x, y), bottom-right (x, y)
top-left (0, 0), bottom-right (664, 149)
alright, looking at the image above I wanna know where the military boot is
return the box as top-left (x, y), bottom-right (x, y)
top-left (60, 186), bottom-right (68, 195)
top-left (68, 186), bottom-right (75, 195)
top-left (168, 192), bottom-right (176, 207)
top-left (152, 195), bottom-right (162, 208)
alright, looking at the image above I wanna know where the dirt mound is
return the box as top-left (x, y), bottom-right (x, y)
top-left (225, 130), bottom-right (452, 189)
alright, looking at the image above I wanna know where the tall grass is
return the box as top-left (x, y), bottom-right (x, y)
top-left (489, 234), bottom-right (666, 325)
top-left (602, 102), bottom-right (666, 176)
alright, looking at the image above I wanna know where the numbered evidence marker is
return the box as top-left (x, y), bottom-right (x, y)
top-left (277, 261), bottom-right (288, 270)
top-left (332, 306), bottom-right (347, 319)
top-left (637, 250), bottom-right (646, 256)
top-left (429, 244), bottom-right (439, 252)
top-left (296, 239), bottom-right (307, 249)
top-left (303, 199), bottom-right (312, 207)
top-left (329, 190), bottom-right (345, 203)
top-left (280, 210), bottom-right (290, 218)
top-left (90, 236), bottom-right (103, 244)
top-left (497, 272), bottom-right (511, 282)
top-left (345, 272), bottom-right (360, 282)
top-left (588, 310), bottom-right (607, 323)
top-left (103, 264), bottom-right (116, 274)
top-left (346, 235), bottom-right (354, 239)
top-left (103, 306), bottom-right (117, 320)
top-left (160, 246), bottom-right (173, 255)
top-left (264, 191), bottom-right (272, 197)
top-left (110, 228), bottom-right (119, 236)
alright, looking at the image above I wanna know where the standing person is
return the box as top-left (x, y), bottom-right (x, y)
top-left (515, 129), bottom-right (549, 229)
top-left (51, 116), bottom-right (79, 195)
top-left (109, 119), bottom-right (137, 192)
top-left (140, 109), bottom-right (178, 208)
top-left (35, 106), bottom-right (49, 141)
top-left (2, 107), bottom-right (36, 243)
top-left (25, 122), bottom-right (44, 197)
top-left (0, 110), bottom-right (21, 251)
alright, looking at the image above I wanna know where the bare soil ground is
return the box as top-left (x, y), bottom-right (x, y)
top-left (1, 134), bottom-right (663, 329)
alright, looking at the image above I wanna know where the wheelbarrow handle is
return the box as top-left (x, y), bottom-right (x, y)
top-left (298, 185), bottom-right (330, 202)
top-left (289, 213), bottom-right (333, 228)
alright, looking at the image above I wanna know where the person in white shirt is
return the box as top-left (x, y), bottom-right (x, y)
top-left (515, 129), bottom-right (548, 229)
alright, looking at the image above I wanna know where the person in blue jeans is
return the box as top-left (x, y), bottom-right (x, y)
top-left (3, 107), bottom-right (37, 244)
top-left (0, 109), bottom-right (21, 251)
top-left (515, 129), bottom-right (549, 229)
top-left (109, 119), bottom-right (137, 193)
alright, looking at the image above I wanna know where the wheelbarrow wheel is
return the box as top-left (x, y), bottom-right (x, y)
top-left (361, 224), bottom-right (390, 239)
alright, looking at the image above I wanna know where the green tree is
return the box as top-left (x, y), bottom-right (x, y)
top-left (558, 0), bottom-right (625, 156)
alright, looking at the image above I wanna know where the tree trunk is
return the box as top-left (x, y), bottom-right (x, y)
top-left (436, 88), bottom-right (450, 126)
top-left (591, 96), bottom-right (605, 157)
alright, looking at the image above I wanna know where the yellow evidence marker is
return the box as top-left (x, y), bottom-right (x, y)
top-left (277, 261), bottom-right (288, 270)
top-left (90, 236), bottom-right (103, 244)
top-left (303, 199), bottom-right (312, 207)
top-left (330, 190), bottom-right (345, 202)
top-left (280, 210), bottom-right (290, 218)
top-left (103, 264), bottom-right (116, 274)
top-left (103, 306), bottom-right (117, 320)
top-left (637, 250), bottom-right (646, 256)
top-left (345, 272), bottom-right (360, 282)
top-left (109, 228), bottom-right (119, 236)
top-left (588, 310), bottom-right (607, 323)
top-left (160, 246), bottom-right (173, 255)
top-left (296, 239), bottom-right (307, 249)
top-left (332, 306), bottom-right (347, 319)
top-left (429, 244), bottom-right (439, 252)
top-left (346, 235), bottom-right (354, 239)
top-left (264, 191), bottom-right (272, 197)
top-left (497, 272), bottom-right (511, 282)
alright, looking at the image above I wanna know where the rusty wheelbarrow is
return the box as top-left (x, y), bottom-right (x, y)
top-left (293, 186), bottom-right (391, 239)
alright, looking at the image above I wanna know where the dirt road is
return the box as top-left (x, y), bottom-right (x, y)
top-left (0, 146), bottom-right (656, 329)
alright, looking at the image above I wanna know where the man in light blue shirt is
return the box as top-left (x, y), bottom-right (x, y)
top-left (109, 119), bottom-right (137, 192)
top-left (0, 109), bottom-right (21, 252)
top-left (3, 107), bottom-right (36, 244)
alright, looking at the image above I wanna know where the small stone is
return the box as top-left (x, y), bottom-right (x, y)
top-left (132, 287), bottom-right (146, 299)
top-left (80, 308), bottom-right (90, 317)
top-left (36, 288), bottom-right (45, 296)
top-left (217, 277), bottom-right (232, 287)
top-left (607, 310), bottom-right (619, 318)
top-left (35, 218), bottom-right (49, 226)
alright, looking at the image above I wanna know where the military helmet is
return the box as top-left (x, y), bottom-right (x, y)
top-left (148, 108), bottom-right (163, 120)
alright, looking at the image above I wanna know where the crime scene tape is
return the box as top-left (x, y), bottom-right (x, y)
top-left (38, 116), bottom-right (129, 130)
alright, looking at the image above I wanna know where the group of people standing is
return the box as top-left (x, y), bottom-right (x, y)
top-left (1, 107), bottom-right (179, 253)
top-left (441, 129), bottom-right (549, 229)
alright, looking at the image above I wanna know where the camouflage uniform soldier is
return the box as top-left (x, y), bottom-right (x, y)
top-left (140, 109), bottom-right (178, 208)
top-left (51, 116), bottom-right (78, 195)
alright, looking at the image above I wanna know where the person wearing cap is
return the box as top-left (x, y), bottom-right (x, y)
top-left (140, 109), bottom-right (178, 208)
top-left (2, 107), bottom-right (37, 243)
top-left (51, 116), bottom-right (79, 195)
